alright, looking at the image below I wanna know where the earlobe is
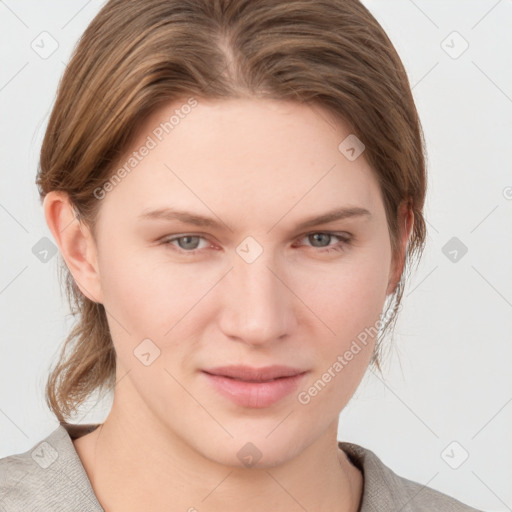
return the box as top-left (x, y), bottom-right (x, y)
top-left (43, 191), bottom-right (103, 304)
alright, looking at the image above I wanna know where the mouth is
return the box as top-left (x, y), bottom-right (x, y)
top-left (201, 365), bottom-right (308, 408)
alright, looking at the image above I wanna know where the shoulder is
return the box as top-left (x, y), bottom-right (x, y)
top-left (0, 424), bottom-right (104, 512)
top-left (339, 441), bottom-right (483, 512)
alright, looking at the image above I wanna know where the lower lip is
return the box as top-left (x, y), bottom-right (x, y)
top-left (202, 371), bottom-right (307, 408)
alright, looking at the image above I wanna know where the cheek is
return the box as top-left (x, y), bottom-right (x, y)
top-left (98, 242), bottom-right (205, 326)
top-left (97, 244), bottom-right (223, 372)
top-left (293, 249), bottom-right (389, 407)
top-left (300, 250), bottom-right (390, 340)
top-left (295, 259), bottom-right (387, 411)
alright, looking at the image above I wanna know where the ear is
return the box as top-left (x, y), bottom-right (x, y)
top-left (43, 191), bottom-right (104, 304)
top-left (386, 200), bottom-right (414, 296)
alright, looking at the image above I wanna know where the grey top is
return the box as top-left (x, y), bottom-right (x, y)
top-left (0, 423), bottom-right (482, 511)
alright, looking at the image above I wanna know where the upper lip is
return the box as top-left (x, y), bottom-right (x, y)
top-left (203, 365), bottom-right (307, 382)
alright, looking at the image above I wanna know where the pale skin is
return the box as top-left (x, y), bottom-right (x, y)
top-left (44, 97), bottom-right (413, 512)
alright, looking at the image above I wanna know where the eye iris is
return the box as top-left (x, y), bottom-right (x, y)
top-left (310, 233), bottom-right (330, 247)
top-left (178, 236), bottom-right (200, 250)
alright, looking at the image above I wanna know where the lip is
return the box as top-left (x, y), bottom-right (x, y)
top-left (202, 365), bottom-right (308, 408)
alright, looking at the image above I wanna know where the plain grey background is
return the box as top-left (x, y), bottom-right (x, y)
top-left (1, 1), bottom-right (511, 510)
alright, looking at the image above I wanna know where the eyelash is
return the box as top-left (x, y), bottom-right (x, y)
top-left (160, 232), bottom-right (353, 256)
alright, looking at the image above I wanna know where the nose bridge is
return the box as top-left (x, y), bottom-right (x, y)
top-left (220, 241), bottom-right (291, 343)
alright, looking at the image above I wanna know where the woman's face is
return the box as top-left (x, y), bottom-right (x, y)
top-left (81, 98), bottom-right (400, 466)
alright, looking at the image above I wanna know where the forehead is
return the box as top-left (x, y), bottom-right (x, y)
top-left (96, 97), bottom-right (382, 230)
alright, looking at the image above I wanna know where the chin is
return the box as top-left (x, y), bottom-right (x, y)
top-left (194, 430), bottom-right (306, 470)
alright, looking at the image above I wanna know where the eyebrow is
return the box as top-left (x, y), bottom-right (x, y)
top-left (137, 206), bottom-right (372, 231)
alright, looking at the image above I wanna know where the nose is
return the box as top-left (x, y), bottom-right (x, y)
top-left (218, 250), bottom-right (295, 347)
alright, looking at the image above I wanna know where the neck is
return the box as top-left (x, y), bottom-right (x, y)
top-left (74, 397), bottom-right (362, 512)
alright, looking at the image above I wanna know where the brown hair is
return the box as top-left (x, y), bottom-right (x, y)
top-left (36, 0), bottom-right (427, 424)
